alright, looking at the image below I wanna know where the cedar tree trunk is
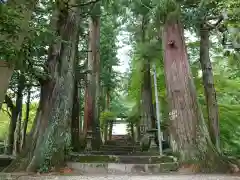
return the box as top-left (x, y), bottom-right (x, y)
top-left (199, 25), bottom-right (220, 150)
top-left (4, 0), bottom-right (80, 172)
top-left (162, 16), bottom-right (228, 172)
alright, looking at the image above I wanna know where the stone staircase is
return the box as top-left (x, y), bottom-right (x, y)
top-left (0, 136), bottom-right (178, 174)
top-left (68, 153), bottom-right (178, 174)
top-left (97, 139), bottom-right (141, 155)
top-left (68, 135), bottom-right (178, 174)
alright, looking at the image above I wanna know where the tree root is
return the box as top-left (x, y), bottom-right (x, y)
top-left (178, 152), bottom-right (240, 174)
top-left (2, 156), bottom-right (28, 173)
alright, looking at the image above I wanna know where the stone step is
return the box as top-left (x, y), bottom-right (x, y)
top-left (67, 162), bottom-right (179, 174)
top-left (104, 140), bottom-right (134, 146)
top-left (90, 151), bottom-right (163, 156)
top-left (100, 145), bottom-right (140, 151)
top-left (69, 154), bottom-right (177, 164)
top-left (84, 151), bottom-right (136, 155)
top-left (99, 148), bottom-right (136, 152)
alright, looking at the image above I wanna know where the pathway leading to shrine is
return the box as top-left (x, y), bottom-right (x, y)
top-left (0, 174), bottom-right (239, 180)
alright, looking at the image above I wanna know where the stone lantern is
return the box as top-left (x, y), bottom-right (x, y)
top-left (85, 130), bottom-right (93, 152)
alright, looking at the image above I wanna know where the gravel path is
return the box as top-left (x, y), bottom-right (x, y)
top-left (1, 174), bottom-right (239, 180)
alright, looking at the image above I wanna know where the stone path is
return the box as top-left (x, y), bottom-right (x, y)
top-left (1, 174), bottom-right (240, 180)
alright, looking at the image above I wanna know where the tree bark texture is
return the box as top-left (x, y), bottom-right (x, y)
top-left (71, 75), bottom-right (80, 152)
top-left (5, 73), bottom-right (25, 155)
top-left (162, 17), bottom-right (216, 166)
top-left (108, 120), bottom-right (113, 140)
top-left (21, 86), bottom-right (31, 150)
top-left (85, 13), bottom-right (102, 149)
top-left (13, 73), bottom-right (25, 155)
top-left (5, 95), bottom-right (17, 155)
top-left (4, 0), bottom-right (80, 172)
top-left (141, 61), bottom-right (155, 129)
top-left (140, 15), bottom-right (155, 133)
top-left (199, 26), bottom-right (220, 150)
top-left (0, 0), bottom-right (39, 110)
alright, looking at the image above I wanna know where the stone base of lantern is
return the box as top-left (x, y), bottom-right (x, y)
top-left (85, 130), bottom-right (93, 152)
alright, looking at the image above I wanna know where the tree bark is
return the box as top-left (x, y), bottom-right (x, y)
top-left (0, 0), bottom-right (39, 110)
top-left (4, 0), bottom-right (80, 172)
top-left (83, 85), bottom-right (91, 135)
top-left (199, 26), bottom-right (220, 150)
top-left (5, 95), bottom-right (17, 154)
top-left (162, 17), bottom-right (227, 172)
top-left (108, 120), bottom-right (113, 140)
top-left (86, 6), bottom-right (102, 149)
top-left (13, 73), bottom-right (25, 155)
top-left (71, 74), bottom-right (80, 152)
top-left (21, 86), bottom-right (31, 150)
top-left (141, 61), bottom-right (155, 129)
top-left (5, 73), bottom-right (25, 155)
top-left (140, 15), bottom-right (155, 132)
top-left (104, 89), bottom-right (110, 141)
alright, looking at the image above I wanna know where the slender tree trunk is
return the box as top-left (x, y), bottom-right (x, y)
top-left (4, 0), bottom-right (80, 172)
top-left (199, 26), bottom-right (220, 150)
top-left (141, 61), bottom-right (155, 129)
top-left (140, 16), bottom-right (155, 132)
top-left (130, 122), bottom-right (134, 140)
top-left (162, 17), bottom-right (227, 171)
top-left (0, 0), bottom-right (38, 110)
top-left (104, 91), bottom-right (110, 142)
top-left (79, 84), bottom-right (83, 133)
top-left (83, 85), bottom-right (91, 135)
top-left (13, 73), bottom-right (25, 155)
top-left (71, 74), bottom-right (80, 152)
top-left (108, 120), bottom-right (113, 140)
top-left (21, 86), bottom-right (31, 150)
top-left (5, 95), bottom-right (17, 154)
top-left (104, 122), bottom-right (108, 142)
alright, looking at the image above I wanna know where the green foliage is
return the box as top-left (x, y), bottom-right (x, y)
top-left (0, 4), bottom-right (22, 63)
top-left (0, 103), bottom-right (38, 141)
top-left (99, 110), bottom-right (116, 132)
top-left (100, 111), bottom-right (116, 124)
top-left (0, 107), bottom-right (9, 141)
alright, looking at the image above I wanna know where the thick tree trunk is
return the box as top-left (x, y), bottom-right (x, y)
top-left (21, 86), bottom-right (31, 150)
top-left (92, 15), bottom-right (102, 149)
top-left (0, 0), bottom-right (38, 110)
top-left (162, 17), bottom-right (228, 172)
top-left (199, 26), bottom-right (220, 150)
top-left (86, 11), bottom-right (102, 149)
top-left (4, 0), bottom-right (80, 172)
